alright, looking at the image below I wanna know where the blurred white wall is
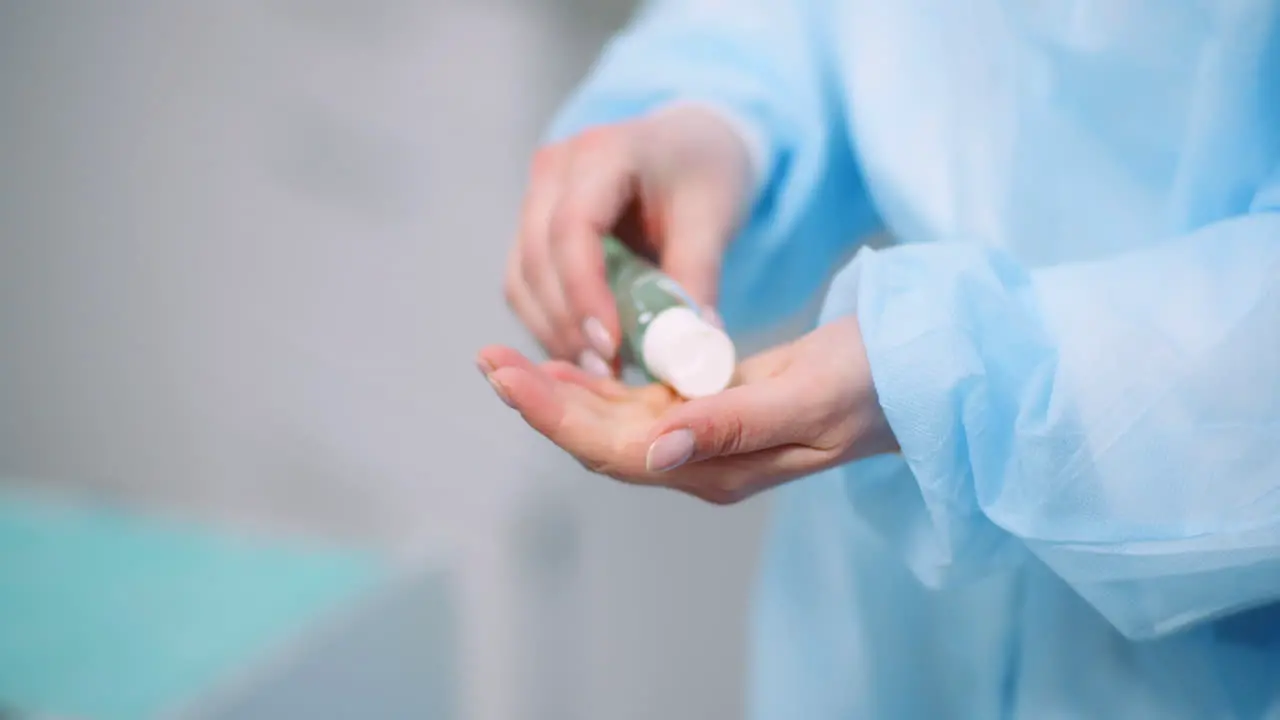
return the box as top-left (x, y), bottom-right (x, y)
top-left (0, 2), bottom-right (775, 718)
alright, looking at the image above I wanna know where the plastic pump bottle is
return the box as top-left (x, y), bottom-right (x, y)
top-left (602, 236), bottom-right (737, 399)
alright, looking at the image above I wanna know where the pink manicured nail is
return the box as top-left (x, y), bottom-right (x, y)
top-left (646, 429), bottom-right (695, 472)
top-left (578, 349), bottom-right (612, 378)
top-left (582, 317), bottom-right (615, 359)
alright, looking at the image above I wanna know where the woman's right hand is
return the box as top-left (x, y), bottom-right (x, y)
top-left (504, 105), bottom-right (755, 377)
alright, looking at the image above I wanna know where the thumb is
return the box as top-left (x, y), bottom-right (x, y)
top-left (658, 179), bottom-right (739, 308)
top-left (644, 379), bottom-right (809, 472)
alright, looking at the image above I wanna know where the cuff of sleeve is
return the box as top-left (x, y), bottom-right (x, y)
top-left (818, 245), bottom-right (1027, 584)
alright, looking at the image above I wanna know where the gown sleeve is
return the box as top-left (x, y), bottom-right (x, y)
top-left (824, 169), bottom-right (1280, 640)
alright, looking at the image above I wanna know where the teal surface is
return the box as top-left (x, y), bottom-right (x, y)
top-left (0, 490), bottom-right (384, 719)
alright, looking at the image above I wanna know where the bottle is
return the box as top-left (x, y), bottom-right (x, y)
top-left (602, 236), bottom-right (737, 399)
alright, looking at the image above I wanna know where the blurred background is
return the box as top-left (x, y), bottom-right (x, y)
top-left (0, 2), bottom-right (796, 718)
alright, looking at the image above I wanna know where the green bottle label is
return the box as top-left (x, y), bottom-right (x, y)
top-left (602, 236), bottom-right (700, 380)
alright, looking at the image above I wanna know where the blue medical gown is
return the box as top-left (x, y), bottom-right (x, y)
top-left (549, 1), bottom-right (1280, 716)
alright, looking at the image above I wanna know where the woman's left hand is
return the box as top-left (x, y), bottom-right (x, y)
top-left (476, 316), bottom-right (898, 504)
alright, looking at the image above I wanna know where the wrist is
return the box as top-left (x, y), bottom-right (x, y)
top-left (831, 314), bottom-right (900, 461)
top-left (855, 385), bottom-right (899, 458)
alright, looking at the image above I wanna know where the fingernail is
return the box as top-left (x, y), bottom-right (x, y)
top-left (487, 376), bottom-right (514, 408)
top-left (701, 307), bottom-right (723, 329)
top-left (578, 349), bottom-right (611, 378)
top-left (582, 317), bottom-right (614, 359)
top-left (646, 429), bottom-right (695, 472)
top-left (478, 361), bottom-right (513, 408)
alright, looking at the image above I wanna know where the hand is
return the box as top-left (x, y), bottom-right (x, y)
top-left (504, 105), bottom-right (753, 378)
top-left (476, 316), bottom-right (898, 504)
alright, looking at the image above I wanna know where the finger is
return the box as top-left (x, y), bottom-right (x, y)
top-left (497, 365), bottom-right (643, 477)
top-left (481, 348), bottom-right (605, 406)
top-left (657, 177), bottom-right (738, 308)
top-left (517, 146), bottom-right (581, 360)
top-left (550, 130), bottom-right (637, 362)
top-left (479, 346), bottom-right (641, 474)
top-left (477, 344), bottom-right (542, 376)
top-left (541, 360), bottom-right (629, 400)
top-left (479, 346), bottom-right (585, 434)
top-left (504, 248), bottom-right (564, 357)
top-left (732, 339), bottom-right (798, 384)
top-left (520, 231), bottom-right (580, 360)
top-left (489, 364), bottom-right (570, 437)
top-left (662, 444), bottom-right (836, 505)
top-left (644, 378), bottom-right (812, 470)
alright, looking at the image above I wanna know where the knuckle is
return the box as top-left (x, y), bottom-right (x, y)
top-left (530, 146), bottom-right (562, 177)
top-left (547, 203), bottom-right (583, 245)
top-left (573, 126), bottom-right (618, 154)
top-left (696, 415), bottom-right (746, 457)
top-left (570, 127), bottom-right (637, 176)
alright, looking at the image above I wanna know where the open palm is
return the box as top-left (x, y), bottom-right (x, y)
top-left (477, 317), bottom-right (895, 504)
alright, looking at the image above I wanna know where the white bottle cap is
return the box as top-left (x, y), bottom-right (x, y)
top-left (641, 307), bottom-right (737, 399)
